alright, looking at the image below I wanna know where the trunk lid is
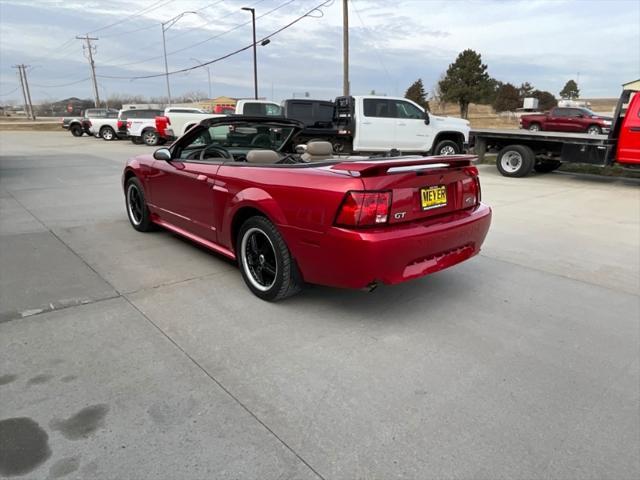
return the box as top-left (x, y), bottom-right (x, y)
top-left (331, 155), bottom-right (479, 223)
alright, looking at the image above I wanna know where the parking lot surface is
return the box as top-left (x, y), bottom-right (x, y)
top-left (1, 131), bottom-right (638, 479)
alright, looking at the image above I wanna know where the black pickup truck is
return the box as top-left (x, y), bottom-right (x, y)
top-left (282, 99), bottom-right (348, 153)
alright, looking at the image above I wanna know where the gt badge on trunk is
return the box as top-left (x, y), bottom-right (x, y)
top-left (420, 185), bottom-right (447, 211)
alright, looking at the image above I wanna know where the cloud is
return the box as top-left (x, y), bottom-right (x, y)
top-left (0, 0), bottom-right (638, 103)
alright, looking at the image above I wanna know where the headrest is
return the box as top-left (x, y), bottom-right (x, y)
top-left (246, 150), bottom-right (280, 164)
top-left (306, 141), bottom-right (333, 156)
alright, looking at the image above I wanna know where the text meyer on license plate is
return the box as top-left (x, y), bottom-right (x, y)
top-left (420, 186), bottom-right (447, 210)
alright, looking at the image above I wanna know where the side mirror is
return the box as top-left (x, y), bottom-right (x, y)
top-left (424, 112), bottom-right (430, 125)
top-left (576, 113), bottom-right (584, 118)
top-left (153, 148), bottom-right (172, 161)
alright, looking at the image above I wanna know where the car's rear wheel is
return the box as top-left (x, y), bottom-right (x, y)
top-left (237, 216), bottom-right (302, 301)
top-left (534, 160), bottom-right (562, 173)
top-left (587, 125), bottom-right (601, 135)
top-left (142, 129), bottom-right (160, 146)
top-left (70, 124), bottom-right (83, 137)
top-left (433, 139), bottom-right (461, 156)
top-left (101, 126), bottom-right (116, 141)
top-left (528, 123), bottom-right (541, 132)
top-left (496, 144), bottom-right (535, 177)
top-left (125, 177), bottom-right (155, 232)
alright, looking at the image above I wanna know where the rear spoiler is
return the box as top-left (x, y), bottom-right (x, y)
top-left (330, 154), bottom-right (476, 176)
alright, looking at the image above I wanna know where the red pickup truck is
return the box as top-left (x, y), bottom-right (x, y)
top-left (520, 107), bottom-right (613, 135)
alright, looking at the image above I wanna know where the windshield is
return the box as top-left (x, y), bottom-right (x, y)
top-left (180, 121), bottom-right (296, 157)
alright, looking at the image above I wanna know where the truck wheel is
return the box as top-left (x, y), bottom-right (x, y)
top-left (237, 216), bottom-right (302, 301)
top-left (142, 129), bottom-right (160, 146)
top-left (528, 123), bottom-right (541, 132)
top-left (534, 160), bottom-right (562, 173)
top-left (100, 126), bottom-right (116, 141)
top-left (433, 140), bottom-right (460, 156)
top-left (496, 145), bottom-right (535, 177)
top-left (70, 125), bottom-right (83, 137)
top-left (587, 125), bottom-right (601, 135)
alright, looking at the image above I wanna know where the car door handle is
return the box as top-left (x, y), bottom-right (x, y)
top-left (630, 127), bottom-right (640, 132)
top-left (397, 122), bottom-right (406, 126)
top-left (196, 174), bottom-right (207, 181)
top-left (362, 121), bottom-right (372, 125)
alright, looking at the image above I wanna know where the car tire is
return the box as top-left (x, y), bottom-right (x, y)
top-left (131, 137), bottom-right (143, 145)
top-left (587, 125), bottom-right (601, 135)
top-left (100, 126), bottom-right (116, 141)
top-left (528, 123), bottom-right (541, 132)
top-left (142, 129), bottom-right (160, 146)
top-left (70, 125), bottom-right (83, 137)
top-left (534, 160), bottom-right (562, 173)
top-left (237, 216), bottom-right (302, 301)
top-left (125, 177), bottom-right (155, 232)
top-left (496, 144), bottom-right (535, 177)
top-left (433, 139), bottom-right (460, 156)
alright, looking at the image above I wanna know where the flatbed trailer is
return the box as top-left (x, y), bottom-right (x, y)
top-left (470, 89), bottom-right (640, 177)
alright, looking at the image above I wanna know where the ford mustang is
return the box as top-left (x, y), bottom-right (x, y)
top-left (122, 116), bottom-right (491, 301)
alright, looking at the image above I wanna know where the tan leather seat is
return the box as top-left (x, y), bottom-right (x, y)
top-left (301, 141), bottom-right (333, 162)
top-left (246, 149), bottom-right (280, 164)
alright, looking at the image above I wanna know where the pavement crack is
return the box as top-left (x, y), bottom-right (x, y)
top-left (122, 294), bottom-right (327, 480)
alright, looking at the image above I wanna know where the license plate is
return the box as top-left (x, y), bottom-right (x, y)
top-left (420, 185), bottom-right (447, 210)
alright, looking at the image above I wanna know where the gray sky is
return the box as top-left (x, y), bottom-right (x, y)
top-left (1, 0), bottom-right (639, 103)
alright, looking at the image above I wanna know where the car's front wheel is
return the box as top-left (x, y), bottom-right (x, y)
top-left (125, 177), bottom-right (155, 232)
top-left (528, 123), bottom-right (541, 132)
top-left (237, 216), bottom-right (302, 301)
top-left (587, 125), bottom-right (601, 135)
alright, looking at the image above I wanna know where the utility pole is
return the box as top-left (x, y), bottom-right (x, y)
top-left (13, 65), bottom-right (29, 119)
top-left (162, 12), bottom-right (198, 107)
top-left (13, 65), bottom-right (35, 120)
top-left (76, 35), bottom-right (101, 107)
top-left (342, 0), bottom-right (349, 96)
top-left (22, 65), bottom-right (35, 120)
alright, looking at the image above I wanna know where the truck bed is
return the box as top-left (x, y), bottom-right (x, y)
top-left (471, 128), bottom-right (610, 145)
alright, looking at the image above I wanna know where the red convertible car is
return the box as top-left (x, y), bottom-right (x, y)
top-left (123, 117), bottom-right (491, 300)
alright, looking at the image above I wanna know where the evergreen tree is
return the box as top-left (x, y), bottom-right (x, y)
top-left (404, 79), bottom-right (429, 111)
top-left (438, 49), bottom-right (492, 118)
top-left (559, 80), bottom-right (580, 99)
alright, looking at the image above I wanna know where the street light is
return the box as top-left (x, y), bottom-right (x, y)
top-left (241, 7), bottom-right (260, 99)
top-left (162, 11), bottom-right (197, 106)
top-left (190, 57), bottom-right (212, 99)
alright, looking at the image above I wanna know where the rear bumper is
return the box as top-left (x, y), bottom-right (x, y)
top-left (285, 203), bottom-right (492, 289)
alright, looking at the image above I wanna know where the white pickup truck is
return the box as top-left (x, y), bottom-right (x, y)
top-left (157, 101), bottom-right (281, 142)
top-left (86, 111), bottom-right (123, 141)
top-left (335, 95), bottom-right (471, 155)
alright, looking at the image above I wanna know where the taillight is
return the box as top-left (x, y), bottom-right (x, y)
top-left (461, 166), bottom-right (480, 207)
top-left (335, 191), bottom-right (391, 227)
top-left (126, 121), bottom-right (132, 129)
top-left (117, 120), bottom-right (123, 129)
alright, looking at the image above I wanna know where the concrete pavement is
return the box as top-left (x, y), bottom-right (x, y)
top-left (1, 131), bottom-right (638, 479)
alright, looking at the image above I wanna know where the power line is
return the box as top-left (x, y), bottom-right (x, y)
top-left (30, 78), bottom-right (91, 88)
top-left (0, 87), bottom-right (19, 96)
top-left (97, 0), bottom-right (333, 80)
top-left (85, 0), bottom-right (177, 35)
top-left (100, 0), bottom-right (296, 70)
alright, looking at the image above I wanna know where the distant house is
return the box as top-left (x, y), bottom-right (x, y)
top-left (623, 79), bottom-right (640, 92)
